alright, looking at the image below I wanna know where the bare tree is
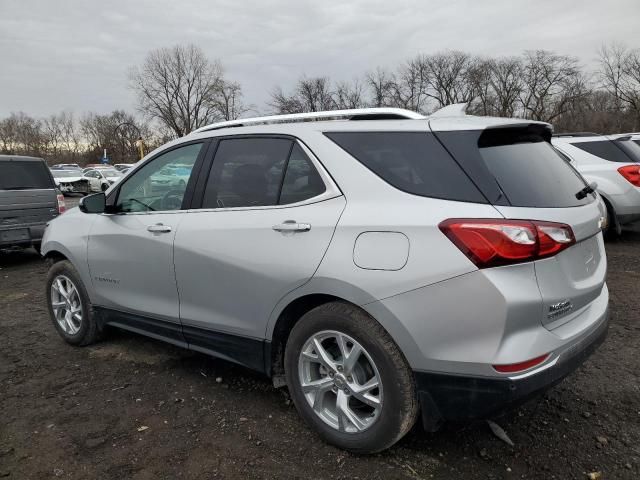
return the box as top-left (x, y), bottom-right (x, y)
top-left (81, 111), bottom-right (148, 164)
top-left (519, 50), bottom-right (588, 122)
top-left (333, 79), bottom-right (367, 109)
top-left (129, 44), bottom-right (228, 137)
top-left (390, 56), bottom-right (430, 112)
top-left (214, 80), bottom-right (251, 121)
top-left (490, 57), bottom-right (524, 117)
top-left (424, 51), bottom-right (476, 108)
top-left (269, 76), bottom-right (336, 113)
top-left (598, 43), bottom-right (640, 128)
top-left (366, 67), bottom-right (396, 107)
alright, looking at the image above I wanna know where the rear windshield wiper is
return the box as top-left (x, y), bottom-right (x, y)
top-left (575, 183), bottom-right (595, 200)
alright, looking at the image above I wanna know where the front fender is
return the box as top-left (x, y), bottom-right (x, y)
top-left (41, 208), bottom-right (97, 302)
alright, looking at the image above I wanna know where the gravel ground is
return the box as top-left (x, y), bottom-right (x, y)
top-left (0, 212), bottom-right (638, 480)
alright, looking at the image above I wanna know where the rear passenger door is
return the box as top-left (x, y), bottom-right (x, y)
top-left (174, 136), bottom-right (345, 367)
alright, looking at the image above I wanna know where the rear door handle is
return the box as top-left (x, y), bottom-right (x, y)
top-left (272, 221), bottom-right (311, 233)
top-left (147, 223), bottom-right (172, 233)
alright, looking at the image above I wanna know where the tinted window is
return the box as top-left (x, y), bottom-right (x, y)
top-left (202, 138), bottom-right (292, 208)
top-left (116, 143), bottom-right (202, 212)
top-left (279, 144), bottom-right (326, 204)
top-left (324, 132), bottom-right (485, 203)
top-left (613, 139), bottom-right (640, 162)
top-left (435, 127), bottom-right (593, 208)
top-left (479, 141), bottom-right (592, 207)
top-left (0, 160), bottom-right (53, 190)
top-left (573, 140), bottom-right (633, 163)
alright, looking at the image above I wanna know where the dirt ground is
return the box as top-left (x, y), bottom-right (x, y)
top-left (1, 212), bottom-right (639, 479)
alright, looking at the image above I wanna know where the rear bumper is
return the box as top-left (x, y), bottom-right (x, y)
top-left (415, 312), bottom-right (608, 430)
top-left (0, 224), bottom-right (46, 247)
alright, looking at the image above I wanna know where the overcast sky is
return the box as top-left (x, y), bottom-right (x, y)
top-left (1, 0), bottom-right (639, 118)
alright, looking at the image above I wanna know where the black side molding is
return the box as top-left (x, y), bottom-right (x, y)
top-left (94, 306), bottom-right (269, 375)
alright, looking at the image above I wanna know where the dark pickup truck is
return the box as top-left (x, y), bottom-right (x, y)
top-left (0, 155), bottom-right (64, 251)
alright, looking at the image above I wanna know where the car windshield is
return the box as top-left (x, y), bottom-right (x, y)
top-left (101, 169), bottom-right (122, 177)
top-left (52, 170), bottom-right (80, 178)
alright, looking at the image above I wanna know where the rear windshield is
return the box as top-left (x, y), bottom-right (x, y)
top-left (324, 132), bottom-right (485, 203)
top-left (435, 127), bottom-right (594, 208)
top-left (0, 160), bottom-right (53, 190)
top-left (572, 140), bottom-right (634, 163)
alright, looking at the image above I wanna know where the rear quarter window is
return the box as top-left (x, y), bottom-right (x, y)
top-left (324, 131), bottom-right (485, 203)
top-left (572, 140), bottom-right (634, 163)
top-left (0, 160), bottom-right (53, 190)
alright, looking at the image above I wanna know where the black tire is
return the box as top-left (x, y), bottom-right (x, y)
top-left (602, 198), bottom-right (620, 240)
top-left (101, 183), bottom-right (108, 192)
top-left (32, 242), bottom-right (41, 253)
top-left (284, 301), bottom-right (418, 454)
top-left (45, 260), bottom-right (102, 346)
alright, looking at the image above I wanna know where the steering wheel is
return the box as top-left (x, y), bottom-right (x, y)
top-left (161, 189), bottom-right (184, 210)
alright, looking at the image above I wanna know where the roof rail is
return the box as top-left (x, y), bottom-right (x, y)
top-left (552, 132), bottom-right (600, 138)
top-left (190, 108), bottom-right (426, 134)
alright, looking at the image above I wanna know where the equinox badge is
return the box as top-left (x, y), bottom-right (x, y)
top-left (548, 300), bottom-right (573, 319)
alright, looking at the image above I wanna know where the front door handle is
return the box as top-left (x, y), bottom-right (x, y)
top-left (147, 223), bottom-right (172, 233)
top-left (272, 221), bottom-right (311, 233)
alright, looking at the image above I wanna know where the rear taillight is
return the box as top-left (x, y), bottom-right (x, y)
top-left (439, 219), bottom-right (576, 268)
top-left (618, 165), bottom-right (640, 187)
top-left (56, 194), bottom-right (66, 214)
top-left (493, 353), bottom-right (550, 373)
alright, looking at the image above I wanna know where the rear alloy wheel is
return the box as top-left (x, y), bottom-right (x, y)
top-left (285, 302), bottom-right (418, 453)
top-left (298, 330), bottom-right (383, 433)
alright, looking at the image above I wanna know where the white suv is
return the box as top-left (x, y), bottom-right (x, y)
top-left (552, 134), bottom-right (640, 234)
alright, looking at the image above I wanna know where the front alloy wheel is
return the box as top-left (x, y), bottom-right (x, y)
top-left (50, 275), bottom-right (83, 334)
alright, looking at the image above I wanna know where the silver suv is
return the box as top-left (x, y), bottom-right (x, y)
top-left (42, 108), bottom-right (609, 453)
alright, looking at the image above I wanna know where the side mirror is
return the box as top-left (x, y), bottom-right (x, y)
top-left (79, 192), bottom-right (106, 214)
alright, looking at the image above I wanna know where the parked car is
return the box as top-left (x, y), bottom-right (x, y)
top-left (150, 164), bottom-right (191, 192)
top-left (82, 168), bottom-right (123, 192)
top-left (552, 133), bottom-right (640, 234)
top-left (42, 108), bottom-right (609, 453)
top-left (1, 155), bottom-right (65, 251)
top-left (50, 163), bottom-right (81, 171)
top-left (114, 163), bottom-right (136, 172)
top-left (51, 169), bottom-right (90, 195)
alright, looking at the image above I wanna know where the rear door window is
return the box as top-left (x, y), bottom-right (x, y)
top-left (201, 138), bottom-right (327, 209)
top-left (572, 140), bottom-right (634, 163)
top-left (202, 138), bottom-right (292, 209)
top-left (435, 127), bottom-right (593, 208)
top-left (324, 132), bottom-right (485, 203)
top-left (0, 159), bottom-right (53, 190)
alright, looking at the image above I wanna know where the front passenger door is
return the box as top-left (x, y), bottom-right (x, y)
top-left (87, 142), bottom-right (206, 329)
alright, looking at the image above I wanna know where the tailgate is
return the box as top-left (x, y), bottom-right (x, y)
top-left (0, 189), bottom-right (59, 229)
top-left (494, 202), bottom-right (607, 330)
top-left (432, 121), bottom-right (608, 331)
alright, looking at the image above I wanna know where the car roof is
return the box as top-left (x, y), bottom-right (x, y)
top-left (0, 154), bottom-right (45, 162)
